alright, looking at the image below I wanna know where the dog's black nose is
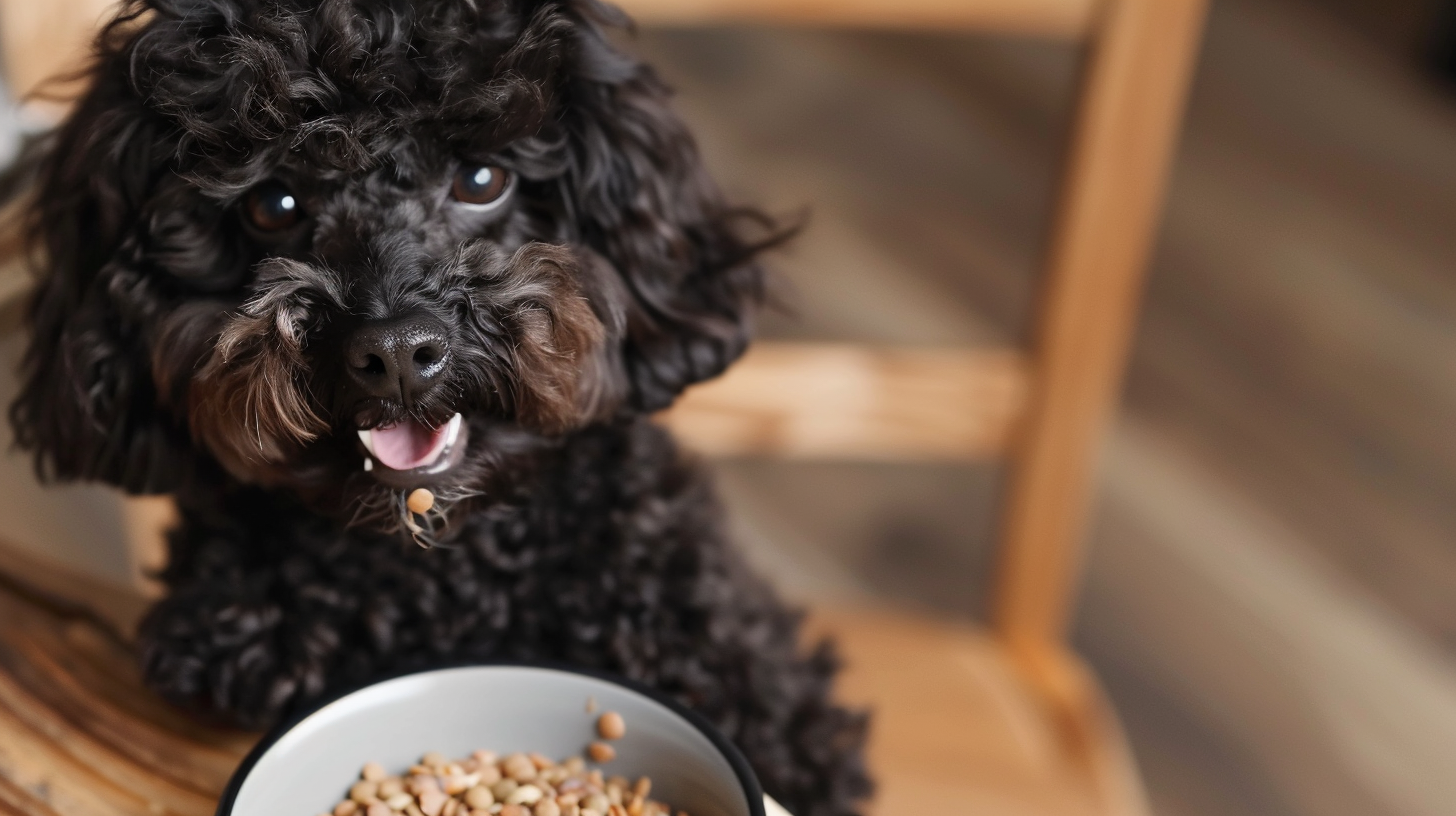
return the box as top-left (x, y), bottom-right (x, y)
top-left (345, 315), bottom-right (450, 405)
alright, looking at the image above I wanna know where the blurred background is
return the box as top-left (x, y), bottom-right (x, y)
top-left (2, 0), bottom-right (1456, 814)
top-left (645, 2), bottom-right (1456, 813)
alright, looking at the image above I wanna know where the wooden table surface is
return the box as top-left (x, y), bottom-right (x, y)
top-left (0, 544), bottom-right (254, 816)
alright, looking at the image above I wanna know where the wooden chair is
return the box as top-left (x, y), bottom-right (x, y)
top-left (646, 1), bottom-right (1208, 814)
top-left (0, 1), bottom-right (1207, 815)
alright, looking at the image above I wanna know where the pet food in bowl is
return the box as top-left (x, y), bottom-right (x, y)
top-left (216, 665), bottom-right (765, 816)
top-left (323, 741), bottom-right (685, 816)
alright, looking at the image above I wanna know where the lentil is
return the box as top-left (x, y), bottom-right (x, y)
top-left (407, 488), bottom-right (435, 515)
top-left (325, 735), bottom-right (685, 816)
top-left (595, 713), bottom-right (625, 741)
top-left (351, 782), bottom-right (380, 804)
top-left (465, 787), bottom-right (495, 809)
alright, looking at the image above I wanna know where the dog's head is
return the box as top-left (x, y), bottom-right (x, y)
top-left (10, 0), bottom-right (776, 534)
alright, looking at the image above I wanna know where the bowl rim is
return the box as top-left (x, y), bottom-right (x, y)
top-left (213, 660), bottom-right (768, 816)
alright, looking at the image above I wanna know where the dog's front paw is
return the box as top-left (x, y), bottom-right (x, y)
top-left (137, 587), bottom-right (340, 729)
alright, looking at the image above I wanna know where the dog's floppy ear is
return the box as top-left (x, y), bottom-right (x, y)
top-left (561, 10), bottom-right (786, 413)
top-left (8, 67), bottom-right (193, 493)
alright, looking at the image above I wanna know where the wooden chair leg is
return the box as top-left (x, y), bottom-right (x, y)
top-left (992, 0), bottom-right (1208, 652)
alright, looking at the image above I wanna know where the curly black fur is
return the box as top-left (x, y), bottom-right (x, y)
top-left (6, 1), bottom-right (869, 814)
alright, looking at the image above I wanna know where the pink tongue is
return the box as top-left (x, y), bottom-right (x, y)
top-left (371, 420), bottom-right (447, 471)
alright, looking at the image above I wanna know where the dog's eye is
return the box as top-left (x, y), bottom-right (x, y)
top-left (452, 165), bottom-right (511, 207)
top-left (244, 183), bottom-right (301, 231)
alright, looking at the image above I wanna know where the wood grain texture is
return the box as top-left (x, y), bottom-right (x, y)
top-left (810, 605), bottom-right (1143, 816)
top-left (991, 0), bottom-right (1209, 651)
top-left (616, 0), bottom-right (1095, 38)
top-left (0, 547), bottom-right (256, 816)
top-left (659, 342), bottom-right (1029, 461)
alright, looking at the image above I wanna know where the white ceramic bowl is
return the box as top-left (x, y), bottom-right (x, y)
top-left (217, 664), bottom-right (766, 816)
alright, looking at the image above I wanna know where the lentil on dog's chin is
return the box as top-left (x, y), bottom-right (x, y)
top-left (4, 2), bottom-right (872, 815)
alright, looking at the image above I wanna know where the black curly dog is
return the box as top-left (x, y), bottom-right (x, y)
top-left (5, 0), bottom-right (870, 813)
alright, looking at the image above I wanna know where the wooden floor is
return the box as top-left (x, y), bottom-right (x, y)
top-left (633, 1), bottom-right (1456, 814)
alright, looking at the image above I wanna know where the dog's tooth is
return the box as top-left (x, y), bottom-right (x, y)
top-left (444, 413), bottom-right (463, 446)
top-left (357, 429), bottom-right (376, 456)
top-left (363, 458), bottom-right (374, 472)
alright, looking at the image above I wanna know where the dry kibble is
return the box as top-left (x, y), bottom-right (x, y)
top-left (503, 753), bottom-right (538, 782)
top-left (509, 786), bottom-right (545, 806)
top-left (492, 779), bottom-right (520, 800)
top-left (418, 789), bottom-right (449, 816)
top-left (595, 712), bottom-right (625, 741)
top-left (445, 773), bottom-right (480, 795)
top-left (351, 781), bottom-right (380, 804)
top-left (465, 786), bottom-right (496, 809)
top-left (329, 742), bottom-right (684, 816)
top-left (407, 487), bottom-right (435, 514)
top-left (410, 777), bottom-right (441, 797)
top-left (476, 764), bottom-right (502, 786)
top-left (379, 779), bottom-right (405, 799)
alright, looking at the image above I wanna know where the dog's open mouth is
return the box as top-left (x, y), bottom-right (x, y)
top-left (357, 413), bottom-right (467, 484)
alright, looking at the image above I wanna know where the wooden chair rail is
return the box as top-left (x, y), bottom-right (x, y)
top-left (659, 342), bottom-right (1030, 461)
top-left (616, 0), bottom-right (1096, 38)
top-left (991, 0), bottom-right (1208, 651)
